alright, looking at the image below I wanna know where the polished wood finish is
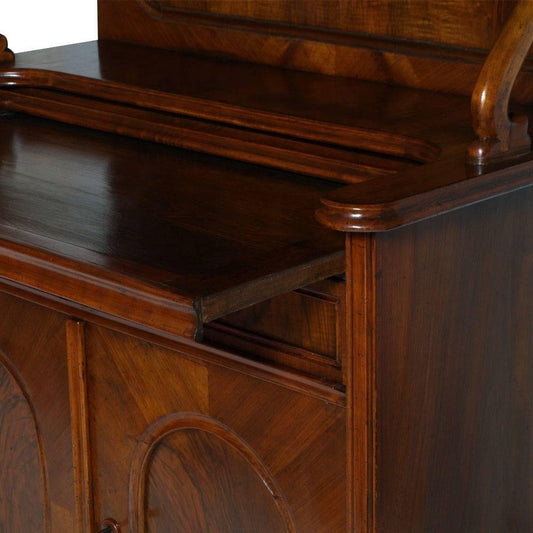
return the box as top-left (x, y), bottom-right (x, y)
top-left (0, 40), bottom-right (475, 161)
top-left (0, 1), bottom-right (532, 531)
top-left (0, 293), bottom-right (77, 531)
top-left (0, 352), bottom-right (47, 531)
top-left (138, 0), bottom-right (520, 49)
top-left (96, 0), bottom-right (533, 104)
top-left (0, 87), bottom-right (412, 184)
top-left (0, 114), bottom-right (344, 338)
top-left (344, 233), bottom-right (376, 533)
top-left (317, 149), bottom-right (533, 232)
top-left (66, 320), bottom-right (93, 533)
top-left (206, 278), bottom-right (345, 383)
top-left (369, 187), bottom-right (533, 531)
top-left (468, 0), bottom-right (533, 164)
top-left (86, 325), bottom-right (346, 532)
top-left (0, 34), bottom-right (13, 63)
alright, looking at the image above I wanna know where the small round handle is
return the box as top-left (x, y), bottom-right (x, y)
top-left (99, 518), bottom-right (120, 533)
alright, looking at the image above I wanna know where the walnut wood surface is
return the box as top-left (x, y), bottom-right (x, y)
top-left (0, 34), bottom-right (13, 63)
top-left (317, 149), bottom-right (533, 232)
top-left (0, 114), bottom-right (344, 336)
top-left (132, 416), bottom-right (294, 532)
top-left (369, 187), bottom-right (533, 531)
top-left (99, 0), bottom-right (533, 102)
top-left (0, 293), bottom-right (77, 531)
top-left (106, 0), bottom-right (524, 51)
top-left (139, 0), bottom-right (519, 49)
top-left (86, 325), bottom-right (346, 532)
top-left (468, 0), bottom-right (533, 164)
top-left (344, 233), bottom-right (376, 533)
top-left (0, 2), bottom-right (531, 531)
top-left (66, 320), bottom-right (93, 532)
top-left (0, 353), bottom-right (47, 531)
top-left (1, 40), bottom-right (475, 161)
top-left (0, 88), bottom-right (410, 184)
top-left (96, 1), bottom-right (533, 103)
top-left (0, 275), bottom-right (346, 407)
top-left (206, 278), bottom-right (345, 384)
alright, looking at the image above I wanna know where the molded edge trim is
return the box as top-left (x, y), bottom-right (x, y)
top-left (0, 66), bottom-right (438, 163)
top-left (317, 152), bottom-right (533, 232)
top-left (128, 413), bottom-right (296, 533)
top-left (0, 276), bottom-right (346, 407)
top-left (0, 234), bottom-right (198, 339)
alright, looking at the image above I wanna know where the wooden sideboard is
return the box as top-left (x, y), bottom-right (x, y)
top-left (0, 1), bottom-right (531, 532)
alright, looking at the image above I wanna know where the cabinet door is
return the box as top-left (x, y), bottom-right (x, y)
top-left (0, 291), bottom-right (77, 532)
top-left (86, 324), bottom-right (345, 532)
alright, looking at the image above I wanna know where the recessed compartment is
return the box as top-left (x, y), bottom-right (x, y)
top-left (204, 277), bottom-right (345, 384)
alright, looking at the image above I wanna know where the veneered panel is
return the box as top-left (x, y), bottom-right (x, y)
top-left (373, 187), bottom-right (533, 531)
top-left (0, 357), bottom-right (47, 531)
top-left (87, 325), bottom-right (346, 532)
top-left (97, 0), bottom-right (533, 98)
top-left (141, 425), bottom-right (292, 532)
top-left (145, 0), bottom-right (515, 50)
top-left (0, 292), bottom-right (76, 531)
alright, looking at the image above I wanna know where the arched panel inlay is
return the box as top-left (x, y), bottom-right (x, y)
top-left (129, 413), bottom-right (295, 532)
top-left (0, 352), bottom-right (49, 531)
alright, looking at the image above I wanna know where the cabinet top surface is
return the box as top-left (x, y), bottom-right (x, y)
top-left (0, 114), bottom-right (344, 324)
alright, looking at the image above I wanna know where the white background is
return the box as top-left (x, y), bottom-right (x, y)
top-left (2, 0), bottom-right (97, 53)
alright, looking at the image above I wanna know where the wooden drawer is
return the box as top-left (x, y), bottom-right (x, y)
top-left (204, 277), bottom-right (345, 385)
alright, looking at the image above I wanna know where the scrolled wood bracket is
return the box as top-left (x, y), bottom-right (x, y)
top-left (0, 34), bottom-right (14, 63)
top-left (467, 0), bottom-right (533, 165)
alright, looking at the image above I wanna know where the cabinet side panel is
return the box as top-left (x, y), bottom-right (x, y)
top-left (374, 187), bottom-right (533, 532)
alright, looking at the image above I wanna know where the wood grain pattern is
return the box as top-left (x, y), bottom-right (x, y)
top-left (130, 414), bottom-right (294, 532)
top-left (0, 114), bottom-right (344, 336)
top-left (345, 233), bottom-right (376, 533)
top-left (66, 320), bottom-right (94, 532)
top-left (468, 0), bottom-right (533, 164)
top-left (1, 3), bottom-right (532, 531)
top-left (87, 325), bottom-right (210, 531)
top-left (97, 0), bottom-right (533, 103)
top-left (0, 352), bottom-right (48, 532)
top-left (0, 275), bottom-right (345, 408)
top-left (206, 278), bottom-right (345, 383)
top-left (208, 367), bottom-right (346, 532)
top-left (372, 187), bottom-right (533, 531)
top-left (1, 40), bottom-right (469, 161)
top-left (317, 150), bottom-right (533, 232)
top-left (0, 292), bottom-right (77, 531)
top-left (139, 0), bottom-right (518, 51)
top-left (0, 88), bottom-right (413, 183)
top-left (86, 325), bottom-right (346, 532)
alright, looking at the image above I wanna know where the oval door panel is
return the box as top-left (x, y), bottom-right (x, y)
top-left (0, 356), bottom-right (47, 531)
top-left (130, 414), bottom-right (294, 532)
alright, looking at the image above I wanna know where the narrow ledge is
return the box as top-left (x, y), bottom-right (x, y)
top-left (316, 151), bottom-right (533, 232)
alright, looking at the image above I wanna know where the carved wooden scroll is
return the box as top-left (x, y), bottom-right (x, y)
top-left (467, 1), bottom-right (533, 165)
top-left (0, 35), bottom-right (14, 63)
